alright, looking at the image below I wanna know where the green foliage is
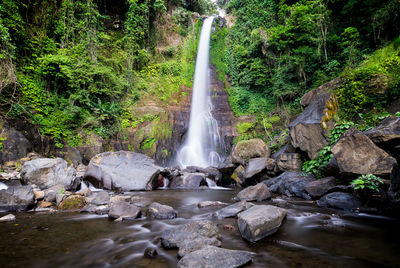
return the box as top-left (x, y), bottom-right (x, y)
top-left (336, 39), bottom-right (400, 118)
top-left (0, 137), bottom-right (6, 150)
top-left (351, 174), bottom-right (384, 192)
top-left (302, 121), bottom-right (355, 178)
top-left (58, 188), bottom-right (65, 194)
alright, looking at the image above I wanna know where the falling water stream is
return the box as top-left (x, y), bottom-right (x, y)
top-left (176, 16), bottom-right (224, 168)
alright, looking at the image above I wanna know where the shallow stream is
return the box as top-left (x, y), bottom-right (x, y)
top-left (0, 189), bottom-right (399, 268)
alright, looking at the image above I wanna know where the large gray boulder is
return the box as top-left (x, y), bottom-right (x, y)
top-left (0, 185), bottom-right (34, 211)
top-left (108, 201), bottom-right (141, 220)
top-left (234, 183), bottom-right (271, 202)
top-left (231, 139), bottom-right (270, 165)
top-left (305, 176), bottom-right (336, 198)
top-left (87, 191), bottom-right (110, 206)
top-left (213, 201), bottom-right (254, 219)
top-left (238, 205), bottom-right (286, 242)
top-left (300, 78), bottom-right (343, 107)
top-left (146, 202), bottom-right (177, 219)
top-left (244, 158), bottom-right (268, 179)
top-left (84, 151), bottom-right (161, 191)
top-left (263, 172), bottom-right (315, 199)
top-left (177, 246), bottom-right (253, 268)
top-left (161, 220), bottom-right (221, 257)
top-left (364, 116), bottom-right (400, 143)
top-left (21, 158), bottom-right (77, 190)
top-left (289, 93), bottom-right (335, 159)
top-left (331, 129), bottom-right (396, 176)
top-left (169, 172), bottom-right (207, 188)
top-left (317, 192), bottom-right (362, 211)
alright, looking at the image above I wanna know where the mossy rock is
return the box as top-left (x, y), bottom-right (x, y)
top-left (58, 195), bottom-right (86, 210)
top-left (231, 139), bottom-right (270, 165)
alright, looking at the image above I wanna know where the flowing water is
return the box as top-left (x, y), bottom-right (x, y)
top-left (176, 17), bottom-right (224, 168)
top-left (0, 189), bottom-right (399, 268)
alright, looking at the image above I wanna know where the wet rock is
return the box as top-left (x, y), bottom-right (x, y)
top-left (108, 201), bottom-right (141, 220)
top-left (144, 247), bottom-right (158, 258)
top-left (0, 214), bottom-right (16, 222)
top-left (213, 201), bottom-right (254, 219)
top-left (263, 172), bottom-right (315, 199)
top-left (146, 202), bottom-right (178, 219)
top-left (21, 158), bottom-right (77, 190)
top-left (84, 151), bottom-right (161, 191)
top-left (185, 166), bottom-right (222, 183)
top-left (169, 172), bottom-right (207, 188)
top-left (87, 191), bottom-right (110, 206)
top-left (39, 201), bottom-right (53, 208)
top-left (289, 93), bottom-right (335, 159)
top-left (33, 190), bottom-right (45, 200)
top-left (177, 246), bottom-right (252, 268)
top-left (238, 205), bottom-right (287, 242)
top-left (231, 139), bottom-right (270, 165)
top-left (58, 195), bottom-right (86, 210)
top-left (198, 201), bottom-right (228, 208)
top-left (364, 116), bottom-right (400, 143)
top-left (0, 119), bottom-right (32, 165)
top-left (244, 158), bottom-right (268, 179)
top-left (44, 190), bottom-right (57, 202)
top-left (0, 185), bottom-right (34, 211)
top-left (161, 220), bottom-right (221, 257)
top-left (54, 146), bottom-right (83, 166)
top-left (231, 165), bottom-right (245, 185)
top-left (331, 129), bottom-right (396, 176)
top-left (317, 192), bottom-right (362, 211)
top-left (300, 78), bottom-right (343, 107)
top-left (305, 177), bottom-right (336, 198)
top-left (321, 157), bottom-right (340, 176)
top-left (276, 153), bottom-right (302, 172)
top-left (217, 160), bottom-right (237, 175)
top-left (234, 182), bottom-right (271, 202)
top-left (81, 205), bottom-right (109, 215)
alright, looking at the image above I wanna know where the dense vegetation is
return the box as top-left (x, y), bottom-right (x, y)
top-left (0, 0), bottom-right (212, 149)
top-left (216, 0), bottom-right (400, 118)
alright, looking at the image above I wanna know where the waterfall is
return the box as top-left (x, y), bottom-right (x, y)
top-left (176, 16), bottom-right (224, 168)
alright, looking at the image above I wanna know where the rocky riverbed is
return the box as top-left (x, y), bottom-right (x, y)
top-left (0, 189), bottom-right (399, 268)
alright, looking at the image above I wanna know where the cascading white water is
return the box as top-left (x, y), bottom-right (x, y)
top-left (176, 16), bottom-right (224, 168)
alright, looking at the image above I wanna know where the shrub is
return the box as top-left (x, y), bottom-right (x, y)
top-left (351, 174), bottom-right (383, 192)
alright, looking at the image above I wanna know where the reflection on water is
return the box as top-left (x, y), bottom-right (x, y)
top-left (0, 189), bottom-right (399, 268)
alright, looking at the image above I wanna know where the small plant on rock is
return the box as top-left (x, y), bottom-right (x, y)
top-left (351, 174), bottom-right (383, 192)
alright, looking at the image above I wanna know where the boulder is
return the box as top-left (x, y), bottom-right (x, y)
top-left (0, 213), bottom-right (16, 222)
top-left (263, 172), bottom-right (315, 199)
top-left (161, 220), bottom-right (221, 257)
top-left (331, 129), bottom-right (396, 175)
top-left (317, 192), bottom-right (362, 211)
top-left (108, 201), bottom-right (141, 220)
top-left (213, 201), bottom-right (253, 219)
top-left (87, 191), bottom-right (110, 206)
top-left (0, 119), bottom-right (32, 165)
top-left (300, 78), bottom-right (343, 107)
top-left (21, 158), bottom-right (77, 190)
top-left (177, 246), bottom-right (252, 268)
top-left (184, 166), bottom-right (222, 182)
top-left (364, 116), bottom-right (400, 143)
top-left (198, 201), bottom-right (228, 208)
top-left (217, 160), bottom-right (237, 175)
top-left (231, 139), bottom-right (270, 165)
top-left (234, 182), bottom-right (271, 202)
top-left (169, 172), bottom-right (207, 188)
top-left (238, 205), bottom-right (287, 242)
top-left (305, 176), bottom-right (336, 198)
top-left (289, 93), bottom-right (335, 159)
top-left (58, 195), bottom-right (86, 210)
top-left (146, 202), bottom-right (177, 219)
top-left (84, 151), bottom-right (161, 191)
top-left (54, 146), bottom-right (83, 166)
top-left (276, 153), bottom-right (302, 172)
top-left (81, 205), bottom-right (109, 215)
top-left (244, 158), bottom-right (268, 179)
top-left (0, 185), bottom-right (34, 211)
top-left (231, 165), bottom-right (245, 185)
